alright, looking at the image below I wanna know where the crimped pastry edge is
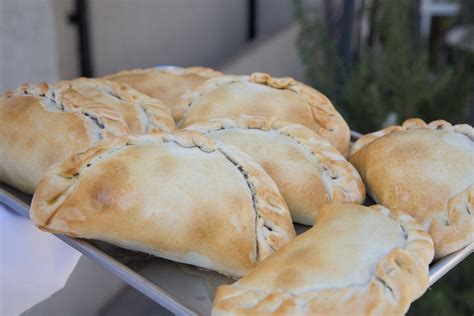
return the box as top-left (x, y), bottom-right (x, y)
top-left (429, 185), bottom-right (473, 258)
top-left (103, 66), bottom-right (223, 81)
top-left (172, 72), bottom-right (350, 156)
top-left (349, 118), bottom-right (473, 258)
top-left (1, 81), bottom-right (130, 138)
top-left (350, 118), bottom-right (474, 156)
top-left (56, 77), bottom-right (176, 133)
top-left (212, 204), bottom-right (434, 316)
top-left (186, 116), bottom-right (366, 224)
top-left (30, 131), bottom-right (295, 271)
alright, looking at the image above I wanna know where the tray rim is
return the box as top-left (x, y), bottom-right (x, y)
top-left (0, 186), bottom-right (198, 316)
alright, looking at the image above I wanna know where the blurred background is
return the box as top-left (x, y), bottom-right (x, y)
top-left (1, 0), bottom-right (473, 130)
top-left (1, 0), bottom-right (473, 315)
top-left (0, 0), bottom-right (306, 89)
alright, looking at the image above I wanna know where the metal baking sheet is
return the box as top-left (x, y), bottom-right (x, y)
top-left (1, 131), bottom-right (472, 315)
top-left (2, 184), bottom-right (472, 316)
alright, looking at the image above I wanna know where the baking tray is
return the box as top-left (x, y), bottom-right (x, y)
top-left (1, 131), bottom-right (472, 315)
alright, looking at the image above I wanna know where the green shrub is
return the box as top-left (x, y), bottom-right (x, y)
top-left (295, 0), bottom-right (474, 133)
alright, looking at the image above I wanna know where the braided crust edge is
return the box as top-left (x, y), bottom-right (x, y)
top-left (172, 73), bottom-right (350, 156)
top-left (56, 77), bottom-right (176, 133)
top-left (2, 81), bottom-right (130, 138)
top-left (350, 118), bottom-right (473, 156)
top-left (30, 131), bottom-right (295, 264)
top-left (212, 205), bottom-right (434, 316)
top-left (186, 116), bottom-right (365, 210)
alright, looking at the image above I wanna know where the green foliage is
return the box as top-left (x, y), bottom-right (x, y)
top-left (295, 6), bottom-right (341, 101)
top-left (295, 0), bottom-right (474, 133)
top-left (408, 255), bottom-right (474, 316)
top-left (419, 50), bottom-right (474, 124)
top-left (339, 61), bottom-right (387, 132)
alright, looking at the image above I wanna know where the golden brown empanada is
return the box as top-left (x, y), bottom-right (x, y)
top-left (0, 82), bottom-right (129, 194)
top-left (187, 116), bottom-right (365, 225)
top-left (350, 118), bottom-right (473, 258)
top-left (56, 78), bottom-right (175, 133)
top-left (30, 131), bottom-right (296, 277)
top-left (171, 73), bottom-right (350, 156)
top-left (213, 203), bottom-right (434, 316)
top-left (103, 66), bottom-right (222, 116)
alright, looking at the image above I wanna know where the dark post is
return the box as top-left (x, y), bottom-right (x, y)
top-left (248, 0), bottom-right (257, 40)
top-left (339, 0), bottom-right (355, 68)
top-left (69, 0), bottom-right (94, 77)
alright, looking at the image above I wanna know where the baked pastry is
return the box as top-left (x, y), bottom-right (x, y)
top-left (171, 73), bottom-right (350, 156)
top-left (30, 131), bottom-right (296, 277)
top-left (213, 203), bottom-right (434, 316)
top-left (103, 66), bottom-right (222, 117)
top-left (56, 78), bottom-right (175, 134)
top-left (350, 118), bottom-right (473, 258)
top-left (0, 82), bottom-right (129, 194)
top-left (187, 116), bottom-right (365, 225)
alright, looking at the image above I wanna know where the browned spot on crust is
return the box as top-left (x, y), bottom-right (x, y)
top-left (273, 268), bottom-right (303, 289)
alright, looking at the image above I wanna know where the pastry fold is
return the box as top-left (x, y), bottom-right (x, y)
top-left (213, 203), bottom-right (434, 316)
top-left (350, 118), bottom-right (473, 258)
top-left (0, 82), bottom-right (129, 193)
top-left (30, 131), bottom-right (296, 277)
top-left (171, 73), bottom-right (350, 156)
top-left (187, 116), bottom-right (365, 225)
top-left (103, 66), bottom-right (222, 118)
top-left (56, 78), bottom-right (175, 133)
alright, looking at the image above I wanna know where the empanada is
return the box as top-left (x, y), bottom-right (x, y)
top-left (213, 203), bottom-right (434, 316)
top-left (187, 116), bottom-right (365, 225)
top-left (171, 73), bottom-right (350, 156)
top-left (0, 82), bottom-right (129, 194)
top-left (56, 78), bottom-right (175, 133)
top-left (30, 131), bottom-right (296, 277)
top-left (350, 118), bottom-right (473, 258)
top-left (103, 66), bottom-right (222, 117)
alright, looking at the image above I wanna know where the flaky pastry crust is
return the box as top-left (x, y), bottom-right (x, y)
top-left (103, 66), bottom-right (223, 118)
top-left (3, 81), bottom-right (130, 138)
top-left (187, 116), bottom-right (365, 225)
top-left (0, 82), bottom-right (130, 193)
top-left (56, 77), bottom-right (175, 133)
top-left (104, 66), bottom-right (222, 83)
top-left (349, 118), bottom-right (473, 258)
top-left (212, 204), bottom-right (434, 316)
top-left (350, 118), bottom-right (473, 155)
top-left (30, 131), bottom-right (295, 276)
top-left (171, 73), bottom-right (350, 156)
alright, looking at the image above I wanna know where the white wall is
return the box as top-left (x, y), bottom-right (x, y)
top-left (0, 0), bottom-right (60, 91)
top-left (257, 0), bottom-right (295, 37)
top-left (220, 22), bottom-right (306, 82)
top-left (53, 0), bottom-right (79, 80)
top-left (0, 0), bottom-right (311, 92)
top-left (89, 0), bottom-right (248, 76)
top-left (0, 0), bottom-right (79, 92)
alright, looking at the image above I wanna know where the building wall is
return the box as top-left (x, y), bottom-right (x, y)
top-left (257, 0), bottom-right (295, 37)
top-left (89, 0), bottom-right (248, 76)
top-left (220, 22), bottom-right (306, 82)
top-left (53, 0), bottom-right (79, 81)
top-left (0, 0), bottom-right (310, 91)
top-left (0, 0), bottom-right (62, 91)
